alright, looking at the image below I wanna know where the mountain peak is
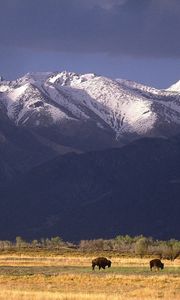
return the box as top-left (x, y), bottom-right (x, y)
top-left (167, 80), bottom-right (180, 92)
top-left (48, 71), bottom-right (97, 85)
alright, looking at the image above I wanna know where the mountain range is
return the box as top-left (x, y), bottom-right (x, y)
top-left (1, 71), bottom-right (180, 152)
top-left (0, 72), bottom-right (180, 241)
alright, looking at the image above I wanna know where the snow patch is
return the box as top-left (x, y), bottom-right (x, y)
top-left (8, 84), bottom-right (29, 101)
top-left (167, 80), bottom-right (180, 92)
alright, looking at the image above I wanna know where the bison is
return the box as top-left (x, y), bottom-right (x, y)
top-left (150, 259), bottom-right (164, 271)
top-left (92, 257), bottom-right (111, 270)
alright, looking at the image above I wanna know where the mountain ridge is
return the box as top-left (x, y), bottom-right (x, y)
top-left (1, 72), bottom-right (180, 151)
top-left (0, 135), bottom-right (179, 241)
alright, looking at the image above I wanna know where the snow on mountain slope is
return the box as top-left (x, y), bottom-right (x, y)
top-left (0, 71), bottom-right (180, 141)
top-left (1, 78), bottom-right (72, 126)
top-left (167, 80), bottom-right (180, 92)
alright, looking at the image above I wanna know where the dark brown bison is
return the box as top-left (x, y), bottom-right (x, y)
top-left (150, 259), bottom-right (164, 271)
top-left (92, 257), bottom-right (111, 270)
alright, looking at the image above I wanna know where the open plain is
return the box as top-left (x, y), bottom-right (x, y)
top-left (0, 251), bottom-right (179, 300)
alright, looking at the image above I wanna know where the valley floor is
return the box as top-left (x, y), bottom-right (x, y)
top-left (0, 253), bottom-right (179, 299)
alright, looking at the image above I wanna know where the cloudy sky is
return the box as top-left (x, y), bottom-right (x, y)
top-left (0, 0), bottom-right (180, 88)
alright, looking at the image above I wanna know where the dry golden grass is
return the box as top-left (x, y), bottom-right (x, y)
top-left (0, 255), bottom-right (179, 267)
top-left (0, 289), bottom-right (164, 300)
top-left (0, 253), bottom-right (179, 299)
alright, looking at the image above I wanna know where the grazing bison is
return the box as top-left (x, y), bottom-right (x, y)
top-left (92, 257), bottom-right (111, 270)
top-left (150, 259), bottom-right (164, 271)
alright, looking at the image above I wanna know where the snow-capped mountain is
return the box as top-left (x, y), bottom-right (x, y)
top-left (1, 71), bottom-right (180, 151)
top-left (1, 72), bottom-right (180, 240)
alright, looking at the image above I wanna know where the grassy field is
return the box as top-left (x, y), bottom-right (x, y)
top-left (0, 251), bottom-right (179, 299)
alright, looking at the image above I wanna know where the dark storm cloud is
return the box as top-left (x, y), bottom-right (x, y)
top-left (0, 0), bottom-right (180, 58)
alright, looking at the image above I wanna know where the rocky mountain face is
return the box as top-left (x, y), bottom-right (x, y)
top-left (1, 72), bottom-right (180, 154)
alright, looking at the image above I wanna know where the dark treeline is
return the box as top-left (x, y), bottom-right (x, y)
top-left (0, 235), bottom-right (180, 261)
